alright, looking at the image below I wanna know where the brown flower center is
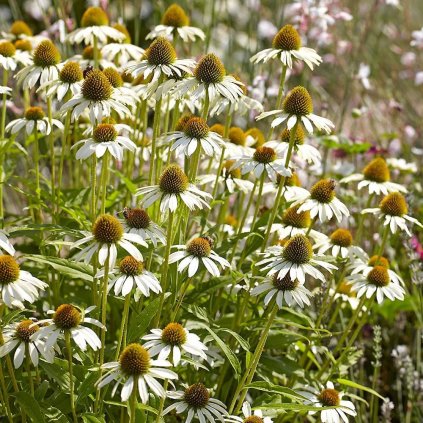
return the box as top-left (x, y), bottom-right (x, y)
top-left (161, 322), bottom-right (187, 346)
top-left (187, 238), bottom-right (211, 257)
top-left (362, 157), bottom-right (390, 183)
top-left (119, 344), bottom-right (150, 375)
top-left (184, 383), bottom-right (210, 408)
top-left (367, 266), bottom-right (390, 287)
top-left (81, 7), bottom-right (109, 27)
top-left (281, 125), bottom-right (305, 145)
top-left (330, 228), bottom-right (353, 247)
top-left (194, 54), bottom-right (226, 84)
top-left (53, 304), bottom-right (82, 329)
top-left (243, 416), bottom-right (264, 423)
top-left (82, 69), bottom-right (113, 101)
top-left (162, 4), bottom-right (190, 27)
top-left (33, 40), bottom-right (61, 67)
top-left (0, 41), bottom-right (16, 57)
top-left (368, 255), bottom-right (389, 268)
top-left (272, 274), bottom-right (299, 291)
top-left (283, 86), bottom-right (313, 116)
top-left (119, 256), bottom-right (143, 276)
top-left (318, 388), bottom-right (340, 406)
top-left (228, 127), bottom-right (246, 146)
top-left (60, 61), bottom-right (83, 83)
top-left (272, 25), bottom-right (302, 50)
top-left (245, 127), bottom-right (265, 148)
top-left (310, 179), bottom-right (336, 203)
top-left (16, 320), bottom-right (39, 342)
top-left (282, 204), bottom-right (310, 228)
top-left (184, 117), bottom-right (209, 139)
top-left (93, 123), bottom-right (117, 143)
top-left (282, 235), bottom-right (313, 264)
top-left (379, 192), bottom-right (408, 216)
top-left (146, 37), bottom-right (177, 66)
top-left (10, 20), bottom-right (33, 37)
top-left (24, 106), bottom-right (45, 121)
top-left (159, 165), bottom-right (189, 194)
top-left (0, 255), bottom-right (20, 284)
top-left (253, 146), bottom-right (276, 164)
top-left (92, 214), bottom-right (124, 244)
top-left (124, 208), bottom-right (151, 229)
top-left (103, 67), bottom-right (123, 88)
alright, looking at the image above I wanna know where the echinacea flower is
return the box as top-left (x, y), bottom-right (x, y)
top-left (251, 24), bottom-right (322, 70)
top-left (126, 37), bottom-right (195, 83)
top-left (67, 7), bottom-right (126, 45)
top-left (257, 86), bottom-right (334, 134)
top-left (70, 45), bottom-right (115, 70)
top-left (169, 237), bottom-right (231, 277)
top-left (386, 158), bottom-right (417, 173)
top-left (160, 116), bottom-right (225, 157)
top-left (96, 343), bottom-right (178, 403)
top-left (251, 274), bottom-right (312, 309)
top-left (136, 164), bottom-right (212, 213)
top-left (230, 145), bottom-right (291, 182)
top-left (61, 69), bottom-right (133, 123)
top-left (16, 40), bottom-right (61, 88)
top-left (38, 61), bottom-right (83, 102)
top-left (6, 106), bottom-right (64, 135)
top-left (121, 207), bottom-right (166, 247)
top-left (2, 20), bottom-right (33, 41)
top-left (72, 122), bottom-right (136, 161)
top-left (163, 383), bottom-right (228, 422)
top-left (172, 53), bottom-right (244, 103)
top-left (101, 24), bottom-right (145, 66)
top-left (0, 86), bottom-right (12, 96)
top-left (341, 157), bottom-right (407, 195)
top-left (0, 319), bottom-right (55, 368)
top-left (348, 264), bottom-right (405, 304)
top-left (299, 381), bottom-right (357, 423)
top-left (143, 322), bottom-right (208, 365)
top-left (289, 179), bottom-right (350, 223)
top-left (146, 4), bottom-right (205, 43)
top-left (362, 192), bottom-right (423, 235)
top-left (314, 228), bottom-right (366, 260)
top-left (33, 304), bottom-right (104, 351)
top-left (267, 204), bottom-right (323, 241)
top-left (71, 214), bottom-right (146, 268)
top-left (266, 126), bottom-right (322, 166)
top-left (225, 401), bottom-right (273, 423)
top-left (210, 92), bottom-right (264, 117)
top-left (257, 235), bottom-right (337, 283)
top-left (0, 230), bottom-right (15, 255)
top-left (0, 40), bottom-right (31, 70)
top-left (0, 255), bottom-right (47, 309)
top-left (105, 255), bottom-right (161, 297)
top-left (199, 160), bottom-right (254, 194)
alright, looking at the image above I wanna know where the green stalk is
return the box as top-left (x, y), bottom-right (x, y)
top-left (0, 69), bottom-right (9, 140)
top-left (0, 364), bottom-right (13, 422)
top-left (267, 65), bottom-right (287, 141)
top-left (129, 378), bottom-right (138, 423)
top-left (229, 303), bottom-right (278, 414)
top-left (115, 293), bottom-right (131, 360)
top-left (24, 344), bottom-right (34, 396)
top-left (65, 331), bottom-right (77, 423)
top-left (46, 97), bottom-right (56, 221)
top-left (57, 109), bottom-right (72, 211)
top-left (99, 151), bottom-right (110, 214)
top-left (261, 121), bottom-right (299, 252)
top-left (154, 211), bottom-right (175, 326)
top-left (90, 155), bottom-right (97, 224)
top-left (155, 379), bottom-right (169, 423)
top-left (93, 36), bottom-right (99, 69)
top-left (32, 127), bottom-right (42, 224)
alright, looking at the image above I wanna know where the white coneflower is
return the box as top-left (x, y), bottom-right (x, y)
top-left (32, 304), bottom-right (104, 351)
top-left (0, 86), bottom-right (12, 96)
top-left (257, 235), bottom-right (337, 283)
top-left (0, 319), bottom-right (55, 368)
top-left (71, 214), bottom-right (146, 268)
top-left (6, 106), bottom-right (64, 135)
top-left (67, 7), bottom-right (126, 45)
top-left (266, 126), bottom-right (321, 166)
top-left (267, 204), bottom-right (323, 241)
top-left (331, 281), bottom-right (361, 310)
top-left (226, 401), bottom-right (273, 423)
top-left (105, 255), bottom-right (161, 298)
top-left (314, 228), bottom-right (366, 260)
top-left (341, 157), bottom-right (407, 195)
top-left (230, 145), bottom-right (291, 182)
top-left (163, 383), bottom-right (228, 422)
top-left (69, 45), bottom-right (115, 70)
top-left (72, 122), bottom-right (136, 161)
top-left (172, 53), bottom-right (244, 103)
top-left (210, 91), bottom-right (264, 117)
top-left (101, 24), bottom-right (145, 66)
top-left (136, 164), bottom-right (212, 213)
top-left (348, 264), bottom-right (405, 304)
top-left (199, 160), bottom-right (254, 194)
top-left (169, 237), bottom-right (231, 277)
top-left (251, 274), bottom-right (312, 309)
top-left (362, 192), bottom-right (422, 236)
top-left (257, 86), bottom-right (334, 134)
top-left (146, 4), bottom-right (205, 43)
top-left (0, 255), bottom-right (47, 309)
top-left (102, 67), bottom-right (140, 103)
top-left (386, 158), bottom-right (417, 173)
top-left (143, 323), bottom-right (207, 365)
top-left (0, 230), bottom-right (15, 255)
top-left (0, 40), bottom-right (31, 70)
top-left (161, 116), bottom-right (225, 157)
top-left (251, 24), bottom-right (322, 70)
top-left (96, 343), bottom-right (178, 403)
top-left (349, 255), bottom-right (404, 287)
top-left (290, 179), bottom-right (350, 223)
top-left (126, 37), bottom-right (195, 83)
top-left (1, 20), bottom-right (33, 41)
top-left (38, 61), bottom-right (83, 102)
top-left (16, 40), bottom-right (61, 88)
top-left (299, 381), bottom-right (357, 423)
top-left (121, 207), bottom-right (166, 247)
top-left (61, 69), bottom-right (133, 123)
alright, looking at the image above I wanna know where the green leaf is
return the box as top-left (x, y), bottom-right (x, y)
top-left (40, 361), bottom-right (70, 390)
top-left (257, 403), bottom-right (347, 412)
top-left (195, 322), bottom-right (241, 376)
top-left (77, 371), bottom-right (99, 403)
top-left (218, 328), bottom-right (250, 352)
top-left (127, 295), bottom-right (168, 342)
top-left (336, 378), bottom-right (385, 400)
top-left (14, 391), bottom-right (46, 423)
top-left (25, 254), bottom-right (93, 282)
top-left (246, 381), bottom-right (307, 401)
top-left (81, 414), bottom-right (106, 423)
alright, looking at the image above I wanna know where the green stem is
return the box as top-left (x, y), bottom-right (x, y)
top-left (65, 331), bottom-right (77, 423)
top-left (33, 128), bottom-right (42, 224)
top-left (260, 121), bottom-right (298, 252)
top-left (115, 294), bottom-right (131, 360)
top-left (90, 155), bottom-right (97, 223)
top-left (99, 152), bottom-right (110, 214)
top-left (171, 277), bottom-right (192, 321)
top-left (24, 344), bottom-right (34, 396)
top-left (230, 303), bottom-right (278, 414)
top-left (46, 97), bottom-right (56, 221)
top-left (0, 364), bottom-right (13, 422)
top-left (155, 379), bottom-right (169, 423)
top-left (93, 36), bottom-right (99, 69)
top-left (0, 70), bottom-right (8, 140)
top-left (267, 66), bottom-right (287, 141)
top-left (57, 110), bottom-right (72, 211)
top-left (154, 211), bottom-right (174, 326)
top-left (129, 377), bottom-right (138, 423)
